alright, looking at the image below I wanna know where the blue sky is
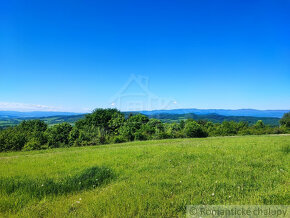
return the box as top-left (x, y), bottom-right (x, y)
top-left (0, 0), bottom-right (289, 112)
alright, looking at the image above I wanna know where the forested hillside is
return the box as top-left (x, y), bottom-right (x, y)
top-left (0, 112), bottom-right (280, 128)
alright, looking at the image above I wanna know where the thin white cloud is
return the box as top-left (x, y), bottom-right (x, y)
top-left (0, 102), bottom-right (63, 112)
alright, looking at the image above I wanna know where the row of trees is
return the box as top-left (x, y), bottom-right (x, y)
top-left (0, 109), bottom-right (289, 152)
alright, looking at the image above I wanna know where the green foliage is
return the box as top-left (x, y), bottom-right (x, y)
top-left (112, 135), bottom-right (127, 144)
top-left (254, 120), bottom-right (265, 128)
top-left (76, 108), bottom-right (123, 133)
top-left (118, 114), bottom-right (149, 141)
top-left (184, 121), bottom-right (208, 138)
top-left (19, 120), bottom-right (47, 132)
top-left (23, 138), bottom-right (42, 151)
top-left (280, 112), bottom-right (290, 127)
top-left (46, 123), bottom-right (73, 148)
top-left (0, 109), bottom-right (289, 152)
top-left (0, 120), bottom-right (48, 152)
top-left (0, 127), bottom-right (26, 151)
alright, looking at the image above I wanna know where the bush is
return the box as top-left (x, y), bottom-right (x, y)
top-left (76, 108), bottom-right (123, 133)
top-left (113, 136), bottom-right (127, 144)
top-left (46, 123), bottom-right (73, 148)
top-left (1, 108), bottom-right (289, 153)
top-left (184, 121), bottom-right (208, 138)
top-left (280, 112), bottom-right (290, 128)
top-left (0, 127), bottom-right (27, 151)
top-left (23, 138), bottom-right (42, 151)
top-left (134, 131), bottom-right (147, 141)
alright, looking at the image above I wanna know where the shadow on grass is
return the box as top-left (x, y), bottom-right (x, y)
top-left (281, 144), bottom-right (290, 154)
top-left (0, 166), bottom-right (114, 199)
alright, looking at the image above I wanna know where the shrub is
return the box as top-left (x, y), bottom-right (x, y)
top-left (46, 123), bottom-right (73, 148)
top-left (134, 131), bottom-right (147, 141)
top-left (113, 136), bottom-right (127, 143)
top-left (23, 138), bottom-right (41, 151)
top-left (76, 108), bottom-right (123, 133)
top-left (280, 112), bottom-right (290, 128)
top-left (184, 121), bottom-right (208, 138)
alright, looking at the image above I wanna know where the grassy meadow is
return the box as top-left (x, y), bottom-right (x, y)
top-left (0, 135), bottom-right (289, 217)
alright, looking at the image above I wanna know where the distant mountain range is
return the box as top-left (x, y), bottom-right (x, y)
top-left (0, 108), bottom-right (288, 119)
top-left (0, 111), bottom-right (82, 119)
top-left (0, 108), bottom-right (288, 128)
top-left (135, 109), bottom-right (289, 118)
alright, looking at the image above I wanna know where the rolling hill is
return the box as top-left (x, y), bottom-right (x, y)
top-left (137, 108), bottom-right (289, 118)
top-left (0, 111), bottom-right (282, 128)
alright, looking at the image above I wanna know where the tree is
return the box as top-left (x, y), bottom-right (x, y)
top-left (46, 123), bottom-right (72, 147)
top-left (108, 113), bottom-right (125, 134)
top-left (18, 120), bottom-right (47, 133)
top-left (280, 112), bottom-right (290, 127)
top-left (76, 108), bottom-right (123, 133)
top-left (144, 119), bottom-right (164, 135)
top-left (0, 127), bottom-right (26, 151)
top-left (118, 114), bottom-right (149, 141)
top-left (184, 121), bottom-right (208, 138)
top-left (254, 120), bottom-right (265, 129)
top-left (179, 120), bottom-right (185, 129)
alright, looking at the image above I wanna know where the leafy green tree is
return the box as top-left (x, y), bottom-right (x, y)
top-left (0, 127), bottom-right (26, 151)
top-left (184, 121), bottom-right (208, 138)
top-left (18, 120), bottom-right (47, 132)
top-left (76, 108), bottom-right (123, 133)
top-left (23, 138), bottom-right (42, 151)
top-left (254, 120), bottom-right (265, 129)
top-left (108, 113), bottom-right (125, 134)
top-left (46, 123), bottom-right (72, 147)
top-left (118, 114), bottom-right (149, 141)
top-left (127, 114), bottom-right (149, 129)
top-left (220, 121), bottom-right (239, 135)
top-left (179, 120), bottom-right (185, 129)
top-left (68, 127), bottom-right (80, 146)
top-left (280, 112), bottom-right (290, 127)
top-left (118, 124), bottom-right (134, 141)
top-left (144, 119), bottom-right (164, 135)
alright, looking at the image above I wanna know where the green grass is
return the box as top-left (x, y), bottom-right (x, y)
top-left (0, 135), bottom-right (289, 217)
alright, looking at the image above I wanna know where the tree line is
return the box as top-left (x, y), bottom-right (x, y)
top-left (0, 109), bottom-right (289, 152)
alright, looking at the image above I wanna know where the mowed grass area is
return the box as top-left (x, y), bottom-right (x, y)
top-left (0, 135), bottom-right (289, 217)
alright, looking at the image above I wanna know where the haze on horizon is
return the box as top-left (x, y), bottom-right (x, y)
top-left (1, 0), bottom-right (289, 112)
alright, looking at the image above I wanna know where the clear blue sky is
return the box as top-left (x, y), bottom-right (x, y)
top-left (0, 0), bottom-right (289, 112)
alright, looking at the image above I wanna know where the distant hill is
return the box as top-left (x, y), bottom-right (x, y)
top-left (0, 111), bottom-right (82, 119)
top-left (0, 114), bottom-right (86, 128)
top-left (137, 108), bottom-right (289, 118)
top-left (0, 112), bottom-right (281, 128)
top-left (1, 108), bottom-right (288, 119)
top-left (148, 113), bottom-right (280, 126)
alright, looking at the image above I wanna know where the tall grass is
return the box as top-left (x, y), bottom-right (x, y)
top-left (0, 135), bottom-right (289, 217)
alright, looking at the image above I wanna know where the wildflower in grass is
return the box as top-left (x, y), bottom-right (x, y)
top-left (211, 193), bottom-right (215, 196)
top-left (79, 198), bottom-right (82, 201)
top-left (41, 184), bottom-right (44, 187)
top-left (229, 195), bottom-right (231, 198)
top-left (79, 182), bottom-right (81, 185)
top-left (76, 201), bottom-right (80, 204)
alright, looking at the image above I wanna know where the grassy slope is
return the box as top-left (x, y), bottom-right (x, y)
top-left (0, 135), bottom-right (289, 217)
